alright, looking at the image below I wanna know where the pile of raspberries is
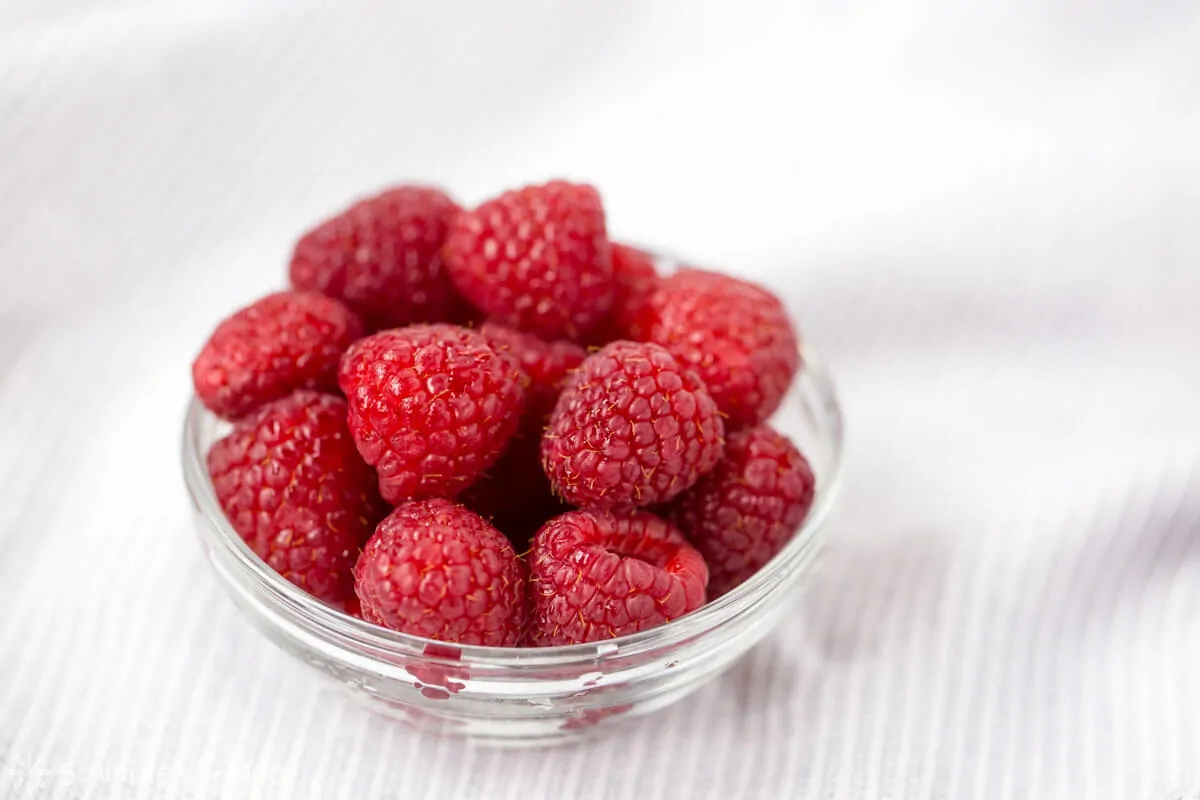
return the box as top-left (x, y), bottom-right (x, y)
top-left (194, 180), bottom-right (815, 648)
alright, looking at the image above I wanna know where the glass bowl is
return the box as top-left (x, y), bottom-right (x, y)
top-left (181, 346), bottom-right (843, 746)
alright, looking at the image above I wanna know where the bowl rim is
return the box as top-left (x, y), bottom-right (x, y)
top-left (182, 345), bottom-right (844, 668)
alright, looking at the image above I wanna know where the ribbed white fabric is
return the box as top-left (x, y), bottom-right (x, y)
top-left (1, 1), bottom-right (1198, 797)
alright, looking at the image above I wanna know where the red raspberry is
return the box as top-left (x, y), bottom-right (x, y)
top-left (289, 186), bottom-right (469, 332)
top-left (353, 499), bottom-right (528, 646)
top-left (477, 323), bottom-right (586, 421)
top-left (528, 509), bottom-right (708, 645)
top-left (669, 425), bottom-right (815, 596)
top-left (630, 268), bottom-right (800, 428)
top-left (541, 341), bottom-right (724, 508)
top-left (193, 291), bottom-right (363, 421)
top-left (444, 180), bottom-right (614, 341)
top-left (588, 243), bottom-right (660, 344)
top-left (207, 391), bottom-right (386, 604)
top-left (338, 324), bottom-right (525, 504)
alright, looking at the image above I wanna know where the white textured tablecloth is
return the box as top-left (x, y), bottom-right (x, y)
top-left (2, 1), bottom-right (1198, 797)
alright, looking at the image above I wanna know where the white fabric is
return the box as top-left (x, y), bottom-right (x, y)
top-left (2, 1), bottom-right (1198, 797)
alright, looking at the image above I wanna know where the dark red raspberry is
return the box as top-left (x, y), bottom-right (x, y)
top-left (338, 324), bottom-right (525, 504)
top-left (460, 324), bottom-right (582, 547)
top-left (477, 323), bottom-right (586, 421)
top-left (353, 499), bottom-right (528, 646)
top-left (528, 509), bottom-right (708, 645)
top-left (444, 180), bottom-right (613, 341)
top-left (341, 594), bottom-right (366, 619)
top-left (630, 268), bottom-right (800, 428)
top-left (460, 432), bottom-right (568, 551)
top-left (588, 243), bottom-right (660, 344)
top-left (541, 341), bottom-right (724, 508)
top-left (289, 185), bottom-right (469, 332)
top-left (207, 391), bottom-right (386, 604)
top-left (193, 291), bottom-right (363, 421)
top-left (669, 425), bottom-right (815, 596)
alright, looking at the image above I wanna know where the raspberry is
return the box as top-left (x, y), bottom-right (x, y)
top-left (341, 594), bottom-right (365, 619)
top-left (461, 324), bottom-right (582, 547)
top-left (444, 180), bottom-right (613, 341)
top-left (193, 291), bottom-right (364, 421)
top-left (460, 432), bottom-right (567, 551)
top-left (207, 391), bottom-right (386, 603)
top-left (528, 509), bottom-right (708, 645)
top-left (588, 243), bottom-right (660, 344)
top-left (289, 185), bottom-right (468, 332)
top-left (630, 268), bottom-right (800, 428)
top-left (477, 323), bottom-right (586, 421)
top-left (338, 324), bottom-right (525, 504)
top-left (541, 341), bottom-right (724, 508)
top-left (353, 499), bottom-right (528, 646)
top-left (669, 425), bottom-right (815, 596)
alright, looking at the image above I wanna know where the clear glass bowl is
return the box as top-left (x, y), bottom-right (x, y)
top-left (181, 346), bottom-right (843, 746)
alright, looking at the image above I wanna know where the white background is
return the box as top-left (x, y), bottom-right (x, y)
top-left (1, 1), bottom-right (1198, 797)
